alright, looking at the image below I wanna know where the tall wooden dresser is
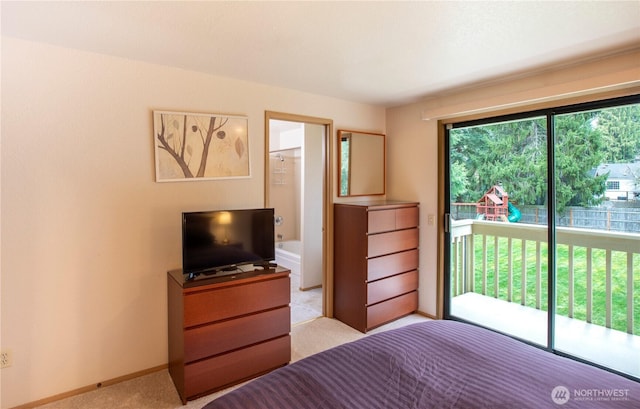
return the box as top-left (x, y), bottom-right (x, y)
top-left (167, 267), bottom-right (291, 404)
top-left (334, 201), bottom-right (419, 332)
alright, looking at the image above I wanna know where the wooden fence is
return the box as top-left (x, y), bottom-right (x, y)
top-left (452, 204), bottom-right (640, 233)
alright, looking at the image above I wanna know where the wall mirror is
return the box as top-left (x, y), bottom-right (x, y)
top-left (338, 130), bottom-right (385, 197)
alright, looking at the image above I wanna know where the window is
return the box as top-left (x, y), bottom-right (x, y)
top-left (607, 180), bottom-right (620, 190)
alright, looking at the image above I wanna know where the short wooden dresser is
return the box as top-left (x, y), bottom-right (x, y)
top-left (167, 267), bottom-right (291, 404)
top-left (334, 201), bottom-right (419, 332)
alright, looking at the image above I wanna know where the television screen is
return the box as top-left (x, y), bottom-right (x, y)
top-left (182, 208), bottom-right (275, 279)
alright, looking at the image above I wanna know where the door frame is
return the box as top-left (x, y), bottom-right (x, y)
top-left (265, 111), bottom-right (334, 317)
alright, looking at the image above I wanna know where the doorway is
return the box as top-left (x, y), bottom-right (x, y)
top-left (265, 111), bottom-right (333, 324)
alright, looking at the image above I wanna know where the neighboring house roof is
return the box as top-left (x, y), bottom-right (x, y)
top-left (594, 162), bottom-right (640, 180)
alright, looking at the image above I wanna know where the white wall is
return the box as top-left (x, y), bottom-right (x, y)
top-left (0, 37), bottom-right (385, 408)
top-left (386, 107), bottom-right (439, 315)
top-left (300, 124), bottom-right (324, 289)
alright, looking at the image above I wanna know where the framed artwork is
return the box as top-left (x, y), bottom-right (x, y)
top-left (153, 110), bottom-right (250, 182)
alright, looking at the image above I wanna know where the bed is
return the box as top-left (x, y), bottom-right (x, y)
top-left (203, 320), bottom-right (639, 408)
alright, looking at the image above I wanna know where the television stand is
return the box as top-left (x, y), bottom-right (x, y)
top-left (167, 267), bottom-right (291, 404)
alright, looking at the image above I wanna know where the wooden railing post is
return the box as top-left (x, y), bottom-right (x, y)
top-left (628, 253), bottom-right (634, 334)
top-left (521, 239), bottom-right (527, 306)
top-left (466, 234), bottom-right (475, 293)
top-left (568, 244), bottom-right (574, 318)
top-left (606, 250), bottom-right (613, 329)
top-left (482, 235), bottom-right (488, 296)
top-left (507, 238), bottom-right (513, 302)
top-left (493, 236), bottom-right (499, 298)
top-left (536, 241), bottom-right (542, 310)
top-left (586, 248), bottom-right (593, 324)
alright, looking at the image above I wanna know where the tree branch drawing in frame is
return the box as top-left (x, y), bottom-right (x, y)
top-left (153, 111), bottom-right (250, 182)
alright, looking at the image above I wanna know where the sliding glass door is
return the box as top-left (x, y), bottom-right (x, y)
top-left (447, 115), bottom-right (550, 347)
top-left (552, 103), bottom-right (640, 378)
top-left (445, 95), bottom-right (640, 380)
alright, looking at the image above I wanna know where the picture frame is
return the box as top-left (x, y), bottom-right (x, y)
top-left (153, 110), bottom-right (250, 182)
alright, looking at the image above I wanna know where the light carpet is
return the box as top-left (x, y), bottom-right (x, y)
top-left (34, 314), bottom-right (430, 409)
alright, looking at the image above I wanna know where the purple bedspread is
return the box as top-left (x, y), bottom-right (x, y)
top-left (203, 320), bottom-right (640, 408)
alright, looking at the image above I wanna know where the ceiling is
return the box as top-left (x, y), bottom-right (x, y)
top-left (2, 1), bottom-right (639, 107)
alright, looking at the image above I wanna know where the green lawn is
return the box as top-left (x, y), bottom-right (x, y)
top-left (471, 236), bottom-right (640, 335)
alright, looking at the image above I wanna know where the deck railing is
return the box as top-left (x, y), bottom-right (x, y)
top-left (450, 219), bottom-right (640, 334)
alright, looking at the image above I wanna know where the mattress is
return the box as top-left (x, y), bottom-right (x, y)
top-left (203, 320), bottom-right (640, 408)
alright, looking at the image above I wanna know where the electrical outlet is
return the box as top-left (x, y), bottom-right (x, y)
top-left (1, 350), bottom-right (12, 368)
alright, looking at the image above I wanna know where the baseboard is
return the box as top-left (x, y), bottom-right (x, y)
top-left (299, 284), bottom-right (322, 291)
top-left (10, 364), bottom-right (168, 409)
top-left (416, 309), bottom-right (438, 320)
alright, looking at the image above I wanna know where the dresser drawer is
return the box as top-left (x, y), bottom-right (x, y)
top-left (368, 209), bottom-right (396, 234)
top-left (184, 306), bottom-right (290, 363)
top-left (368, 228), bottom-right (418, 258)
top-left (367, 270), bottom-right (418, 305)
top-left (368, 249), bottom-right (418, 281)
top-left (184, 335), bottom-right (290, 398)
top-left (367, 205), bottom-right (419, 234)
top-left (367, 291), bottom-right (418, 330)
top-left (184, 276), bottom-right (290, 328)
top-left (396, 206), bottom-right (419, 229)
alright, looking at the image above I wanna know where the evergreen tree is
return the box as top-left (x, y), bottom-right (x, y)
top-left (450, 118), bottom-right (548, 206)
top-left (554, 112), bottom-right (607, 212)
top-left (595, 104), bottom-right (640, 163)
top-left (449, 160), bottom-right (469, 202)
top-left (450, 111), bottom-right (609, 213)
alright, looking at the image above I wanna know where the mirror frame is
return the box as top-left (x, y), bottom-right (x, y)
top-left (337, 129), bottom-right (386, 197)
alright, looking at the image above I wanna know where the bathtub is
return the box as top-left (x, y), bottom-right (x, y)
top-left (275, 240), bottom-right (301, 276)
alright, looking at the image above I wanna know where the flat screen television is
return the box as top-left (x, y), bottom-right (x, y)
top-left (182, 208), bottom-right (275, 280)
